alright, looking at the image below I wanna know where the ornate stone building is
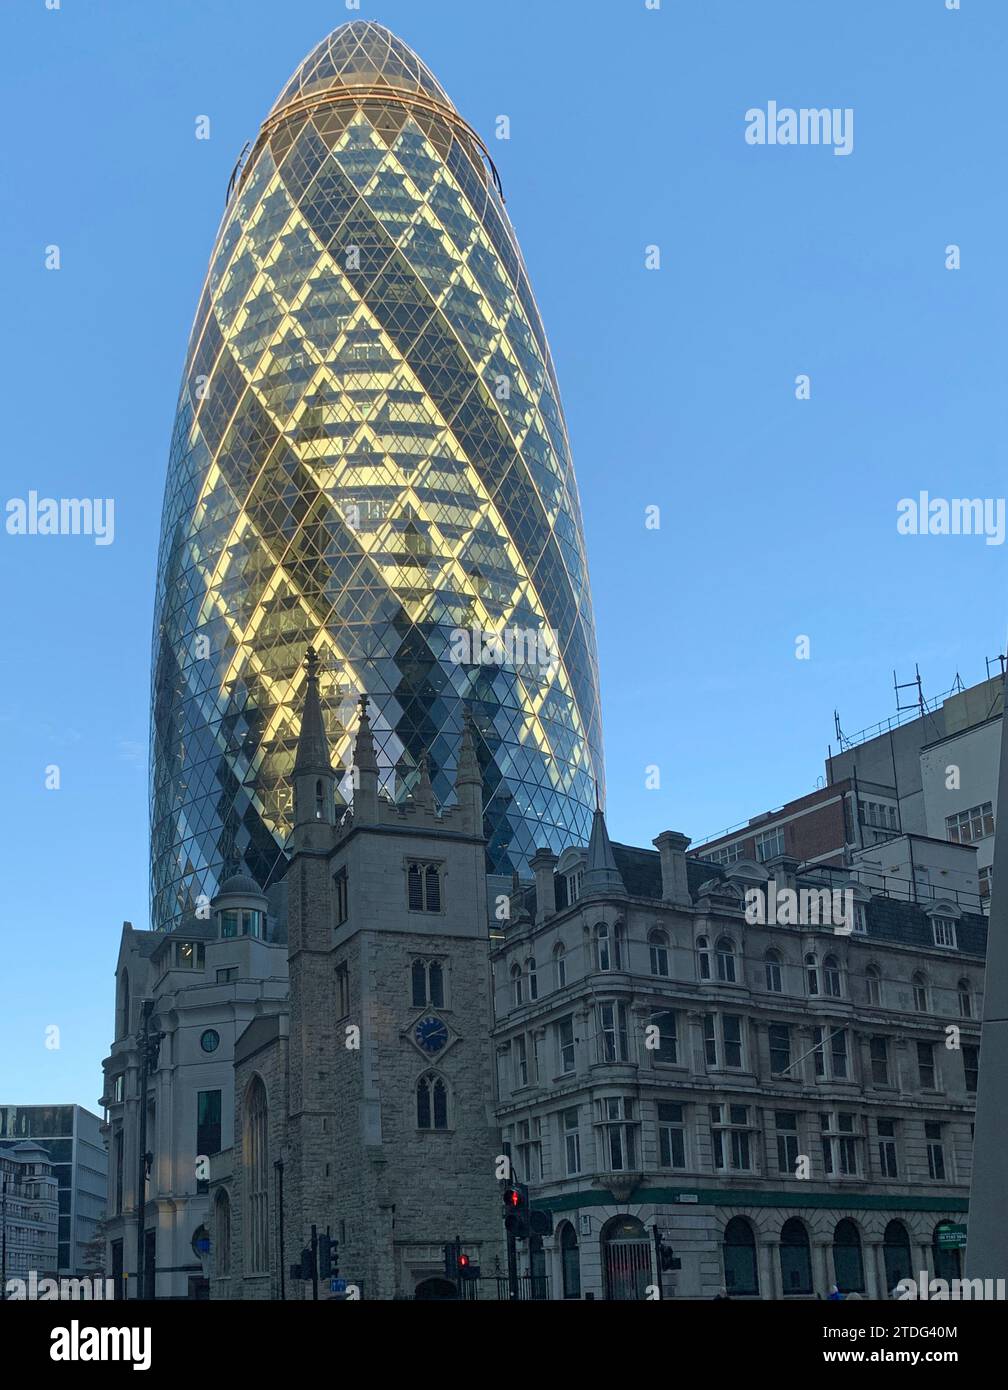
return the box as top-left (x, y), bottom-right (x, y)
top-left (492, 817), bottom-right (984, 1299)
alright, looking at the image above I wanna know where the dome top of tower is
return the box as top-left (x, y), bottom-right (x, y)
top-left (269, 21), bottom-right (454, 121)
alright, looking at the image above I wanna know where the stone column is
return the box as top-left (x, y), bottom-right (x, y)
top-left (813, 1237), bottom-right (833, 1296)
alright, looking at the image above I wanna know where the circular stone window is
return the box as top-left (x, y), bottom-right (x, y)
top-left (200, 1029), bottom-right (220, 1054)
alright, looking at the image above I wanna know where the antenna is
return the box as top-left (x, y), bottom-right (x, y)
top-left (893, 664), bottom-right (927, 718)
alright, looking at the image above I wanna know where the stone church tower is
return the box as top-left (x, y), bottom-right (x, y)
top-left (279, 647), bottom-right (504, 1297)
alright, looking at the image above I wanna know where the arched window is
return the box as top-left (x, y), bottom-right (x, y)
top-left (805, 954), bottom-right (820, 996)
top-left (428, 960), bottom-right (444, 1007)
top-left (832, 1219), bottom-right (865, 1293)
top-left (649, 930), bottom-right (669, 977)
top-left (958, 979), bottom-right (972, 1018)
top-left (595, 925), bottom-right (611, 972)
top-left (407, 863), bottom-right (423, 912)
top-left (213, 1191), bottom-right (231, 1277)
top-left (696, 936), bottom-right (711, 980)
top-left (823, 955), bottom-right (842, 998)
top-left (511, 964), bottom-right (523, 1007)
top-left (601, 1216), bottom-right (649, 1301)
top-left (526, 958), bottom-right (538, 1001)
top-left (723, 1216), bottom-right (758, 1296)
top-left (866, 964), bottom-right (881, 1006)
top-left (912, 972), bottom-right (929, 1013)
top-left (417, 1072), bottom-right (448, 1130)
top-left (882, 1219), bottom-right (912, 1294)
top-left (425, 864), bottom-right (441, 913)
top-left (554, 944), bottom-right (566, 990)
top-left (716, 938), bottom-right (737, 984)
top-left (412, 959), bottom-right (427, 1007)
top-left (315, 778), bottom-right (324, 820)
top-left (243, 1077), bottom-right (269, 1275)
top-left (119, 971), bottom-right (131, 1039)
top-left (764, 950), bottom-right (782, 993)
top-left (559, 1221), bottom-right (581, 1299)
top-left (780, 1218), bottom-right (813, 1295)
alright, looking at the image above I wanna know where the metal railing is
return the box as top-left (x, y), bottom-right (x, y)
top-left (495, 1274), bottom-right (550, 1301)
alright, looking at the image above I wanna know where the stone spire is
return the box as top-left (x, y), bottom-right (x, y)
top-left (291, 646), bottom-right (336, 846)
top-left (581, 805), bottom-right (626, 898)
top-left (414, 749), bottom-right (436, 811)
top-left (293, 646), bottom-right (332, 776)
top-left (352, 694), bottom-right (379, 823)
top-left (454, 708), bottom-right (483, 835)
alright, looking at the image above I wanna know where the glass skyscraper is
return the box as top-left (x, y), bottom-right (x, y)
top-left (151, 21), bottom-right (603, 930)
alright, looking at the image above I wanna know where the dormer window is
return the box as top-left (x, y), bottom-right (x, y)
top-left (932, 917), bottom-right (957, 949)
top-left (407, 862), bottom-right (442, 913)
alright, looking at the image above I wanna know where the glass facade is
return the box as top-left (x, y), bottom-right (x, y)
top-left (151, 21), bottom-right (603, 929)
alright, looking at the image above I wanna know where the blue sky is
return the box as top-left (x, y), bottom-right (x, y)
top-left (0, 0), bottom-right (1004, 1109)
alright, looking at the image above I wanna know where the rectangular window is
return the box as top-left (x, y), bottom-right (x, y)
top-left (563, 1108), bottom-right (581, 1175)
top-left (514, 1035), bottom-right (528, 1088)
top-left (335, 962), bottom-right (349, 1019)
top-left (820, 1112), bottom-right (859, 1177)
top-left (918, 1041), bottom-right (936, 1090)
top-left (932, 917), bottom-right (957, 949)
top-left (946, 801), bottom-right (995, 844)
top-left (175, 942), bottom-right (205, 970)
top-left (657, 1102), bottom-right (686, 1169)
top-left (113, 1129), bottom-right (123, 1216)
top-left (812, 1027), bottom-right (825, 1078)
top-left (877, 1118), bottom-right (898, 1178)
top-left (597, 1097), bottom-right (636, 1172)
top-left (723, 1015), bottom-right (743, 1069)
top-left (926, 1122), bottom-right (946, 1180)
top-left (776, 1112), bottom-right (799, 1174)
top-left (652, 1010), bottom-right (678, 1065)
top-left (830, 1029), bottom-right (849, 1080)
top-left (979, 865), bottom-right (993, 900)
top-left (597, 1003), bottom-right (629, 1063)
top-left (334, 867), bottom-right (348, 925)
top-left (703, 1015), bottom-right (717, 1068)
top-left (196, 1090), bottom-right (221, 1194)
top-left (963, 1044), bottom-right (979, 1093)
top-left (756, 826), bottom-right (785, 862)
top-left (769, 1023), bottom-right (791, 1075)
top-left (710, 1103), bottom-right (751, 1171)
top-left (558, 1016), bottom-right (575, 1074)
top-left (870, 1035), bottom-right (890, 1086)
top-left (216, 967), bottom-right (237, 984)
top-left (112, 1074), bottom-right (125, 1105)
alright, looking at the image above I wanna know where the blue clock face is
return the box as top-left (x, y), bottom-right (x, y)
top-left (415, 1016), bottom-right (449, 1055)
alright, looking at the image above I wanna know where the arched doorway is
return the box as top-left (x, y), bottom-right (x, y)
top-left (559, 1221), bottom-right (581, 1300)
top-left (723, 1217), bottom-right (758, 1295)
top-left (414, 1277), bottom-right (458, 1300)
top-left (780, 1218), bottom-right (813, 1296)
top-left (832, 1219), bottom-right (864, 1294)
top-left (882, 1220), bottom-right (912, 1294)
top-left (601, 1216), bottom-right (651, 1301)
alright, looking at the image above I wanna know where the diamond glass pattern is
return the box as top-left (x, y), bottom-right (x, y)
top-left (151, 20), bottom-right (603, 930)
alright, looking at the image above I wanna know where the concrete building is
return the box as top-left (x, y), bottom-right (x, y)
top-left (695, 671), bottom-right (1000, 912)
top-left (100, 908), bottom-right (288, 1298)
top-left (0, 1140), bottom-right (59, 1285)
top-left (493, 818), bottom-right (984, 1299)
top-left (0, 1105), bottom-right (106, 1276)
top-left (210, 650), bottom-right (505, 1299)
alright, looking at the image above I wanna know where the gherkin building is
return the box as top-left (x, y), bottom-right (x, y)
top-left (151, 20), bottom-right (604, 930)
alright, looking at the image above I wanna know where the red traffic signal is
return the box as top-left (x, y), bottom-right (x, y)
top-left (458, 1253), bottom-right (470, 1269)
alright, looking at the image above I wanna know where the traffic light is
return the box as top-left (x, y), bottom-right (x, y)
top-left (299, 1246), bottom-right (316, 1281)
top-left (654, 1228), bottom-right (681, 1273)
top-left (502, 1182), bottom-right (529, 1238)
top-left (319, 1234), bottom-right (339, 1280)
top-left (529, 1208), bottom-right (554, 1238)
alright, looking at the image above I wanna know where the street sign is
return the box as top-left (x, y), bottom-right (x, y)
top-left (936, 1224), bottom-right (967, 1249)
top-left (330, 1277), bottom-right (347, 1293)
